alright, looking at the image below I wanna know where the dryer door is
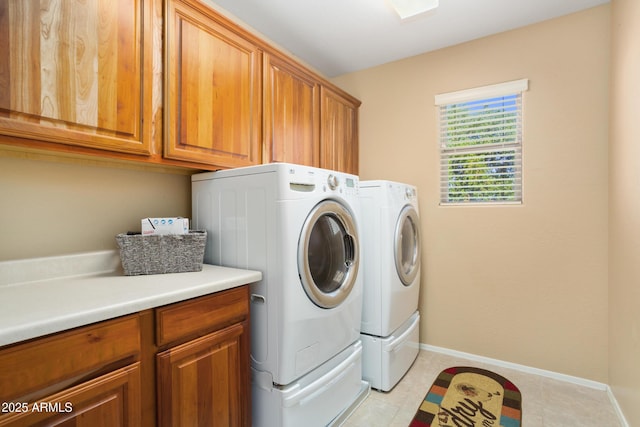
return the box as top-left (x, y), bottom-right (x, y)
top-left (298, 200), bottom-right (360, 309)
top-left (395, 205), bottom-right (421, 286)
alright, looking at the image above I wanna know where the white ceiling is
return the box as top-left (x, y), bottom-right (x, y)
top-left (204, 0), bottom-right (609, 78)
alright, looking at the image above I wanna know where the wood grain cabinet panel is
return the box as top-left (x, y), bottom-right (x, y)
top-left (0, 315), bottom-right (140, 402)
top-left (0, 287), bottom-right (251, 427)
top-left (320, 87), bottom-right (360, 175)
top-left (155, 287), bottom-right (251, 427)
top-left (263, 53), bottom-right (320, 167)
top-left (157, 322), bottom-right (250, 427)
top-left (165, 0), bottom-right (262, 168)
top-left (0, 0), bottom-right (154, 155)
top-left (0, 0), bottom-right (360, 172)
top-left (0, 363), bottom-right (142, 427)
top-left (156, 286), bottom-right (249, 347)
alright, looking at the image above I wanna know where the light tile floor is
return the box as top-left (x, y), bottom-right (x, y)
top-left (343, 350), bottom-right (622, 427)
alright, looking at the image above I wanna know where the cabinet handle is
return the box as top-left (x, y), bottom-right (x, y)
top-left (250, 294), bottom-right (266, 304)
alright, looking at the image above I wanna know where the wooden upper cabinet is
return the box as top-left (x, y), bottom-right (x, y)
top-left (263, 54), bottom-right (320, 167)
top-left (0, 0), bottom-right (154, 155)
top-left (165, 0), bottom-right (262, 168)
top-left (320, 87), bottom-right (360, 175)
top-left (0, 0), bottom-right (359, 171)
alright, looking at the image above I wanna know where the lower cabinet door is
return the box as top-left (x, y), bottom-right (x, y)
top-left (157, 322), bottom-right (250, 427)
top-left (0, 363), bottom-right (141, 427)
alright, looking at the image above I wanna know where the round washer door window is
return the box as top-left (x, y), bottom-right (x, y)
top-left (395, 205), bottom-right (421, 286)
top-left (298, 200), bottom-right (359, 309)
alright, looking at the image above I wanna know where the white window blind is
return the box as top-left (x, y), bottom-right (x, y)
top-left (436, 79), bottom-right (528, 205)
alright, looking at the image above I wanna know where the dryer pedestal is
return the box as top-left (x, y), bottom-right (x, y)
top-left (361, 311), bottom-right (420, 391)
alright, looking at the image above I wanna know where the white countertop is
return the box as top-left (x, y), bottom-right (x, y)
top-left (0, 250), bottom-right (262, 347)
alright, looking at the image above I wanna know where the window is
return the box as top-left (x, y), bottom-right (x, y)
top-left (436, 79), bottom-right (528, 205)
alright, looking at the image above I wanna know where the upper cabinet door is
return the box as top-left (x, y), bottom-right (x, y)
top-left (320, 87), bottom-right (360, 175)
top-left (165, 0), bottom-right (262, 168)
top-left (263, 54), bottom-right (320, 167)
top-left (0, 0), bottom-right (153, 155)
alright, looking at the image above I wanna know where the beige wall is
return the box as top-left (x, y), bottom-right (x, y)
top-left (609, 0), bottom-right (640, 424)
top-left (0, 150), bottom-right (191, 261)
top-left (334, 5), bottom-right (610, 382)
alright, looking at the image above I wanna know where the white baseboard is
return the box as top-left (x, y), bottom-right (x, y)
top-left (420, 344), bottom-right (630, 427)
top-left (421, 343), bottom-right (606, 389)
top-left (607, 387), bottom-right (631, 427)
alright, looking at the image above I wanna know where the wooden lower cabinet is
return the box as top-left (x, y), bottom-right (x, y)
top-left (157, 322), bottom-right (249, 427)
top-left (0, 363), bottom-right (141, 427)
top-left (154, 286), bottom-right (251, 427)
top-left (0, 314), bottom-right (141, 427)
top-left (0, 286), bottom-right (251, 427)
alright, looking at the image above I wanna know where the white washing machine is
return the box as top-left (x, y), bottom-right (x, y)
top-left (192, 163), bottom-right (369, 426)
top-left (359, 180), bottom-right (421, 391)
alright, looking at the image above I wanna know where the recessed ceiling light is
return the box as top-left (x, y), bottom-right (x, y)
top-left (388, 0), bottom-right (439, 20)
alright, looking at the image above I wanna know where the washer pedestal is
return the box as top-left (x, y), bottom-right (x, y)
top-left (252, 340), bottom-right (369, 427)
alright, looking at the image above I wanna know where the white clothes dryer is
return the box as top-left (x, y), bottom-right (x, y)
top-left (192, 163), bottom-right (368, 425)
top-left (359, 180), bottom-right (421, 391)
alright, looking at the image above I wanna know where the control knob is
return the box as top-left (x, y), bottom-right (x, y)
top-left (405, 187), bottom-right (415, 199)
top-left (327, 174), bottom-right (339, 190)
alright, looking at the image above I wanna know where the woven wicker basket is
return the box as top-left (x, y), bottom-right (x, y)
top-left (115, 231), bottom-right (207, 276)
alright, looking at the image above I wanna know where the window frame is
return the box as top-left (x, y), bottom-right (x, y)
top-left (435, 79), bottom-right (528, 206)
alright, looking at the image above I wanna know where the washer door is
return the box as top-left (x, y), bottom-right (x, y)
top-left (395, 205), bottom-right (421, 286)
top-left (298, 200), bottom-right (360, 309)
